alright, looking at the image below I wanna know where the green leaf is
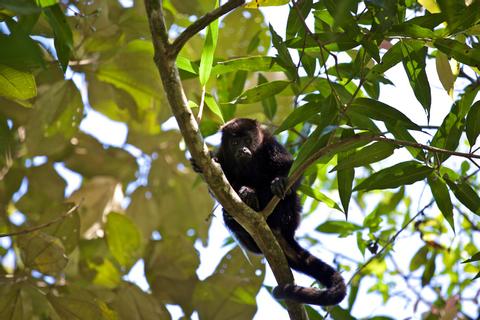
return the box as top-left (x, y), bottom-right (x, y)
top-left (370, 41), bottom-right (403, 75)
top-left (35, 0), bottom-right (58, 7)
top-left (433, 38), bottom-right (480, 67)
top-left (354, 161), bottom-right (433, 191)
top-left (299, 184), bottom-right (342, 212)
top-left (428, 174), bottom-right (454, 231)
top-left (0, 64), bottom-right (36, 100)
top-left (105, 212), bottom-right (143, 269)
top-left (337, 130), bottom-right (355, 217)
top-left (199, 0), bottom-right (219, 85)
top-left (421, 251), bottom-right (437, 286)
top-left (18, 232), bottom-right (68, 274)
top-left (212, 56), bottom-right (285, 75)
top-left (316, 220), bottom-right (362, 237)
top-left (43, 4), bottom-right (73, 72)
top-left (466, 100), bottom-right (480, 146)
top-left (0, 33), bottom-right (44, 70)
top-left (410, 245), bottom-right (429, 272)
top-left (233, 80), bottom-right (290, 104)
top-left (331, 141), bottom-right (395, 171)
top-left (204, 93), bottom-right (225, 123)
top-left (445, 177), bottom-right (480, 216)
top-left (269, 24), bottom-right (297, 79)
top-left (176, 55), bottom-right (198, 75)
top-left (349, 97), bottom-right (421, 131)
top-left (0, 0), bottom-right (40, 14)
top-left (401, 41), bottom-right (431, 117)
top-left (462, 252), bottom-right (480, 263)
top-left (275, 101), bottom-right (321, 134)
top-left (388, 23), bottom-right (435, 39)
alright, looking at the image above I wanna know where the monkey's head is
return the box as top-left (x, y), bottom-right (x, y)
top-left (220, 118), bottom-right (264, 163)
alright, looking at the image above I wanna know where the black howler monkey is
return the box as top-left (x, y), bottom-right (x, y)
top-left (192, 118), bottom-right (346, 306)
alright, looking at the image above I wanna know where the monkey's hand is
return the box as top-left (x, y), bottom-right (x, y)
top-left (238, 186), bottom-right (260, 211)
top-left (271, 176), bottom-right (290, 199)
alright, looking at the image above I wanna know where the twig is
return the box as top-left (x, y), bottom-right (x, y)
top-left (0, 204), bottom-right (79, 238)
top-left (170, 0), bottom-right (246, 58)
top-left (261, 134), bottom-right (480, 218)
top-left (347, 201), bottom-right (434, 285)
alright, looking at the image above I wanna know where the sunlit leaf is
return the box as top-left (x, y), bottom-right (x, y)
top-left (299, 184), bottom-right (343, 212)
top-left (204, 93), bottom-right (225, 123)
top-left (0, 64), bottom-right (36, 101)
top-left (445, 176), bottom-right (480, 216)
top-left (435, 51), bottom-right (457, 97)
top-left (212, 56), bottom-right (285, 75)
top-left (199, 0), bottom-right (219, 85)
top-left (354, 161), bottom-right (433, 191)
top-left (316, 220), bottom-right (363, 237)
top-left (105, 212), bottom-right (143, 270)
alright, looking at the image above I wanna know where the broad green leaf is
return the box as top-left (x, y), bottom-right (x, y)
top-left (18, 232), bottom-right (68, 274)
top-left (316, 220), bottom-right (362, 237)
top-left (435, 51), bottom-right (457, 97)
top-left (35, 0), bottom-right (57, 7)
top-left (199, 0), bottom-right (219, 85)
top-left (401, 41), bottom-right (431, 117)
top-left (354, 161), bottom-right (433, 191)
top-left (0, 33), bottom-right (44, 69)
top-left (37, 80), bottom-right (83, 138)
top-left (176, 55), bottom-right (198, 75)
top-left (445, 177), bottom-right (480, 216)
top-left (113, 283), bottom-right (171, 320)
top-left (428, 174), bottom-right (454, 231)
top-left (0, 0), bottom-right (40, 14)
top-left (466, 100), bottom-right (480, 146)
top-left (433, 39), bottom-right (480, 67)
top-left (43, 4), bottom-right (73, 72)
top-left (105, 212), bottom-right (143, 269)
top-left (204, 93), bottom-right (224, 123)
top-left (410, 245), bottom-right (429, 272)
top-left (0, 64), bottom-right (36, 101)
top-left (47, 288), bottom-right (109, 320)
top-left (331, 141), bottom-right (395, 171)
top-left (275, 101), bottom-right (321, 134)
top-left (387, 23), bottom-right (435, 39)
top-left (349, 97), bottom-right (421, 130)
top-left (45, 204), bottom-right (80, 254)
top-left (212, 56), bottom-right (285, 75)
top-left (233, 80), bottom-right (290, 104)
top-left (299, 184), bottom-right (342, 212)
top-left (245, 0), bottom-right (289, 8)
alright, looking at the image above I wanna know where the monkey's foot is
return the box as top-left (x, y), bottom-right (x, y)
top-left (271, 176), bottom-right (290, 199)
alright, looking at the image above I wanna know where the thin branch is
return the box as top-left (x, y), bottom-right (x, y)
top-left (347, 201), bottom-right (434, 285)
top-left (170, 0), bottom-right (246, 58)
top-left (262, 134), bottom-right (480, 218)
top-left (0, 204), bottom-right (79, 238)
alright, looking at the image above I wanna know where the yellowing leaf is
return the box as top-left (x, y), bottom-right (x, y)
top-left (418, 0), bottom-right (440, 13)
top-left (435, 51), bottom-right (457, 97)
top-left (245, 0), bottom-right (289, 8)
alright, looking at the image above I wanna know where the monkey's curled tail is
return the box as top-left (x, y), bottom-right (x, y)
top-left (272, 238), bottom-right (346, 306)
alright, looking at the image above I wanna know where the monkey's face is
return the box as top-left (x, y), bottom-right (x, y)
top-left (226, 134), bottom-right (255, 162)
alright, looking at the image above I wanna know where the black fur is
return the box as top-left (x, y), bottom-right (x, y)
top-left (195, 118), bottom-right (346, 306)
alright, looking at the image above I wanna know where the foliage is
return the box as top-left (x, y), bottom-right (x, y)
top-left (0, 0), bottom-right (479, 319)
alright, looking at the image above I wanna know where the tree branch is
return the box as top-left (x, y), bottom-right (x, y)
top-left (143, 1), bottom-right (307, 319)
top-left (170, 0), bottom-right (246, 58)
top-left (0, 204), bottom-right (79, 238)
top-left (261, 134), bottom-right (480, 218)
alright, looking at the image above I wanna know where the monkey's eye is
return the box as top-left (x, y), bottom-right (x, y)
top-left (231, 139), bottom-right (239, 146)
